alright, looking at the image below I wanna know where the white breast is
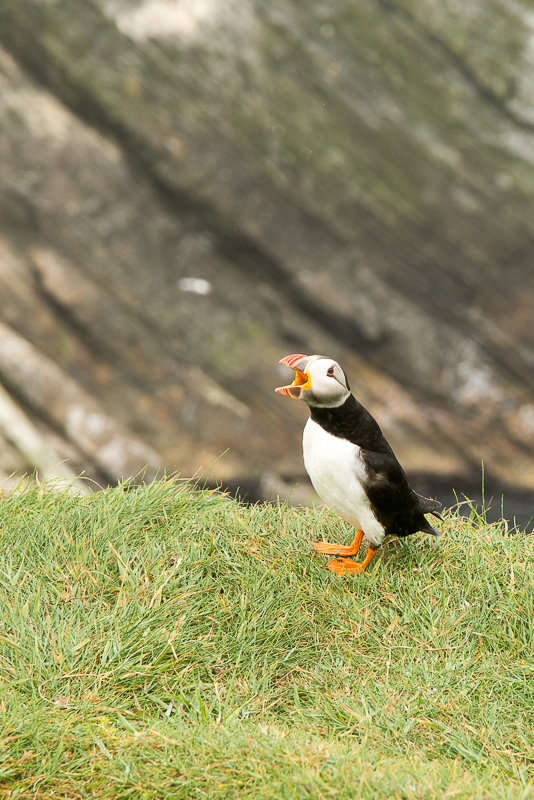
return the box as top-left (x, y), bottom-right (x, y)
top-left (302, 418), bottom-right (386, 548)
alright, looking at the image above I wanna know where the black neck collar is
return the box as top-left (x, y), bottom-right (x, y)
top-left (310, 395), bottom-right (393, 454)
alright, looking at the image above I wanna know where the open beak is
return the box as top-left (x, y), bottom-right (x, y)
top-left (275, 354), bottom-right (311, 399)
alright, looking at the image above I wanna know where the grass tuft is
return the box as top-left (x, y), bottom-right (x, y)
top-left (0, 478), bottom-right (532, 798)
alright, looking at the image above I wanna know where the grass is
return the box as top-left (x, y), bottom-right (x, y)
top-left (0, 477), bottom-right (532, 799)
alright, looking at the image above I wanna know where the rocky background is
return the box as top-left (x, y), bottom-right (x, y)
top-left (0, 0), bottom-right (533, 520)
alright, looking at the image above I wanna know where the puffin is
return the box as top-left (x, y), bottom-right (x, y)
top-left (275, 354), bottom-right (442, 575)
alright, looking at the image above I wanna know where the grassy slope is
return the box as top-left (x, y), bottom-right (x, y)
top-left (0, 479), bottom-right (532, 799)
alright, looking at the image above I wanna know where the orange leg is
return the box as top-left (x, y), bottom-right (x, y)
top-left (326, 547), bottom-right (378, 576)
top-left (313, 528), bottom-right (364, 556)
top-left (313, 528), bottom-right (363, 556)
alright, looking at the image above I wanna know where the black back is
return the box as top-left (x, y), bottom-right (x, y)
top-left (310, 396), bottom-right (441, 537)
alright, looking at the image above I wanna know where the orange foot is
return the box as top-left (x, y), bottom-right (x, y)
top-left (325, 547), bottom-right (378, 576)
top-left (326, 558), bottom-right (366, 575)
top-left (313, 528), bottom-right (364, 556)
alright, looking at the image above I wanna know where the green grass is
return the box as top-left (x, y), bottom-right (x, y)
top-left (0, 478), bottom-right (532, 799)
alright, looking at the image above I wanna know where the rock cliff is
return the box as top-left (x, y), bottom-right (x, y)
top-left (0, 0), bottom-right (533, 500)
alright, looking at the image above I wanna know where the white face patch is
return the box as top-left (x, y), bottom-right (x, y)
top-left (301, 357), bottom-right (351, 408)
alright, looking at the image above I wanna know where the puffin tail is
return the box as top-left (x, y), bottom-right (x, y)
top-left (418, 513), bottom-right (442, 537)
top-left (414, 493), bottom-right (443, 536)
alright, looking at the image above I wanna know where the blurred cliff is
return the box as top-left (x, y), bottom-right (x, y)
top-left (0, 0), bottom-right (533, 504)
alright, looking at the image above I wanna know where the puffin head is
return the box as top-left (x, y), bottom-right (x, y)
top-left (275, 353), bottom-right (351, 408)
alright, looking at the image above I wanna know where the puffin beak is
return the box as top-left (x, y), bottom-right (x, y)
top-left (275, 354), bottom-right (311, 399)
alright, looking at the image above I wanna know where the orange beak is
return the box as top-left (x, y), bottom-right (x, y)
top-left (275, 354), bottom-right (311, 399)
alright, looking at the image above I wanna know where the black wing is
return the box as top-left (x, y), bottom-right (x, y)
top-left (361, 448), bottom-right (419, 514)
top-left (361, 448), bottom-right (442, 536)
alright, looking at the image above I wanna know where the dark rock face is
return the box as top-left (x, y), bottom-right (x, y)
top-left (0, 0), bottom-right (533, 494)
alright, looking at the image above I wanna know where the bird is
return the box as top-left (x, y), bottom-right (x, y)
top-left (275, 353), bottom-right (442, 575)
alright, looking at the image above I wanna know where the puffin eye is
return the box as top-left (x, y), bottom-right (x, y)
top-left (326, 366), bottom-right (335, 377)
